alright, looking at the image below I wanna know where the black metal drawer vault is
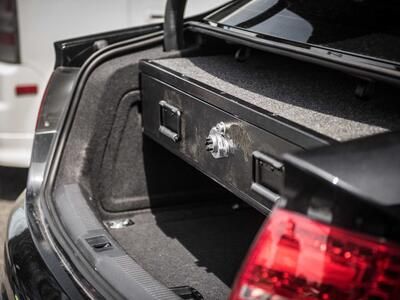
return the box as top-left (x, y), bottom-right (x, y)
top-left (140, 60), bottom-right (330, 213)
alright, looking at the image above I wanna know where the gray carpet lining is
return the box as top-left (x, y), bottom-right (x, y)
top-left (109, 203), bottom-right (265, 300)
top-left (325, 34), bottom-right (400, 63)
top-left (56, 46), bottom-right (165, 190)
top-left (155, 55), bottom-right (400, 141)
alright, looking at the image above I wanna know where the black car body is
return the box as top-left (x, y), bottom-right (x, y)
top-left (2, 1), bottom-right (400, 299)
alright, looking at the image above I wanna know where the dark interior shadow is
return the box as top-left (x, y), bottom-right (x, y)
top-left (141, 136), bottom-right (264, 293)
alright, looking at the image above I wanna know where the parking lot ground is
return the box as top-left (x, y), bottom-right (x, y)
top-left (0, 200), bottom-right (15, 273)
top-left (0, 167), bottom-right (28, 275)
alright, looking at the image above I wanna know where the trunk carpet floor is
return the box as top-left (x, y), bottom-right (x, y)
top-left (154, 55), bottom-right (400, 141)
top-left (109, 204), bottom-right (265, 300)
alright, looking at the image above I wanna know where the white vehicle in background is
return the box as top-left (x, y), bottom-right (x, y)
top-left (0, 0), bottom-right (226, 168)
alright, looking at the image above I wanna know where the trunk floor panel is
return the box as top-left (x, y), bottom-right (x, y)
top-left (109, 204), bottom-right (265, 300)
top-left (154, 55), bottom-right (400, 141)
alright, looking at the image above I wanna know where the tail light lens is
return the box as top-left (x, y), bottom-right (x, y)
top-left (230, 208), bottom-right (400, 300)
top-left (0, 0), bottom-right (19, 63)
top-left (15, 84), bottom-right (38, 96)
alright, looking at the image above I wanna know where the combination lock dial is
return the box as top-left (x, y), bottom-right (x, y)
top-left (205, 122), bottom-right (235, 159)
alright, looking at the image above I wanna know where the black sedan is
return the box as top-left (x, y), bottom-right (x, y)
top-left (2, 1), bottom-right (400, 299)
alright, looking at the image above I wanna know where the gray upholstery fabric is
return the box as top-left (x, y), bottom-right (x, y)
top-left (56, 45), bottom-right (228, 214)
top-left (110, 203), bottom-right (264, 300)
top-left (156, 55), bottom-right (400, 141)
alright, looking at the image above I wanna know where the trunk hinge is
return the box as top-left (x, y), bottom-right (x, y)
top-left (164, 0), bottom-right (187, 51)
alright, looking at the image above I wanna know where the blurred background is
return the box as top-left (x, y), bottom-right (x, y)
top-left (0, 0), bottom-right (227, 185)
top-left (0, 0), bottom-right (227, 270)
top-left (0, 0), bottom-right (226, 169)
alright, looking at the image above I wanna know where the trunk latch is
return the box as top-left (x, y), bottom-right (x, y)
top-left (86, 235), bottom-right (113, 252)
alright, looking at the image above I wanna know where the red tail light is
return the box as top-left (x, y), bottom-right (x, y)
top-left (15, 84), bottom-right (38, 96)
top-left (230, 208), bottom-right (400, 300)
top-left (0, 31), bottom-right (16, 45)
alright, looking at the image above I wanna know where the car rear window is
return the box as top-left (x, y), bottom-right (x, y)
top-left (205, 0), bottom-right (400, 64)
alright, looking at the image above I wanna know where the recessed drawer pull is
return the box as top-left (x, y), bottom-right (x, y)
top-left (251, 151), bottom-right (284, 202)
top-left (250, 182), bottom-right (281, 203)
top-left (159, 100), bottom-right (181, 142)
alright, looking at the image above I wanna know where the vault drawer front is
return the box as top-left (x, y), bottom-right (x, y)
top-left (142, 75), bottom-right (301, 212)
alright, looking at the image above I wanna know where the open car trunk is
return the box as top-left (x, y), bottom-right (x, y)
top-left (51, 29), bottom-right (400, 299)
top-left (51, 40), bottom-right (269, 299)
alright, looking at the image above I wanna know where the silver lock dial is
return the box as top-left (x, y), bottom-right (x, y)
top-left (205, 122), bottom-right (235, 159)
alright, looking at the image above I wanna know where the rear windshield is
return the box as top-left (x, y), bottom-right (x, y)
top-left (205, 0), bottom-right (400, 64)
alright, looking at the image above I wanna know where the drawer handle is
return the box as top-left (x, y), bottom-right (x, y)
top-left (159, 100), bottom-right (181, 142)
top-left (251, 182), bottom-right (281, 203)
top-left (251, 151), bottom-right (284, 203)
